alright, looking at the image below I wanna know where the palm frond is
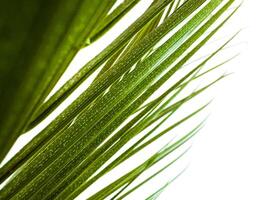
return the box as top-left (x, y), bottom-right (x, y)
top-left (0, 0), bottom-right (240, 199)
top-left (0, 0), bottom-right (117, 162)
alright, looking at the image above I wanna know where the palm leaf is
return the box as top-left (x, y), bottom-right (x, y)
top-left (28, 0), bottom-right (205, 128)
top-left (0, 0), bottom-right (206, 182)
top-left (0, 0), bottom-right (240, 199)
top-left (0, 0), bottom-right (117, 162)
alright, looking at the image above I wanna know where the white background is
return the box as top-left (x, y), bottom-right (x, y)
top-left (2, 1), bottom-right (267, 200)
top-left (160, 1), bottom-right (267, 200)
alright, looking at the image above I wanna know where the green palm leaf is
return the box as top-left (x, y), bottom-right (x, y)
top-left (0, 0), bottom-right (240, 199)
top-left (0, 0), bottom-right (117, 162)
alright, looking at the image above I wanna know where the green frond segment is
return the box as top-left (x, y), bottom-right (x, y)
top-left (85, 126), bottom-right (198, 200)
top-left (0, 0), bottom-right (239, 199)
top-left (92, 3), bottom-right (165, 84)
top-left (115, 152), bottom-right (189, 200)
top-left (28, 0), bottom-right (204, 128)
top-left (145, 167), bottom-right (188, 200)
top-left (0, 0), bottom-right (207, 184)
top-left (89, 0), bottom-right (142, 43)
top-left (0, 0), bottom-right (117, 163)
